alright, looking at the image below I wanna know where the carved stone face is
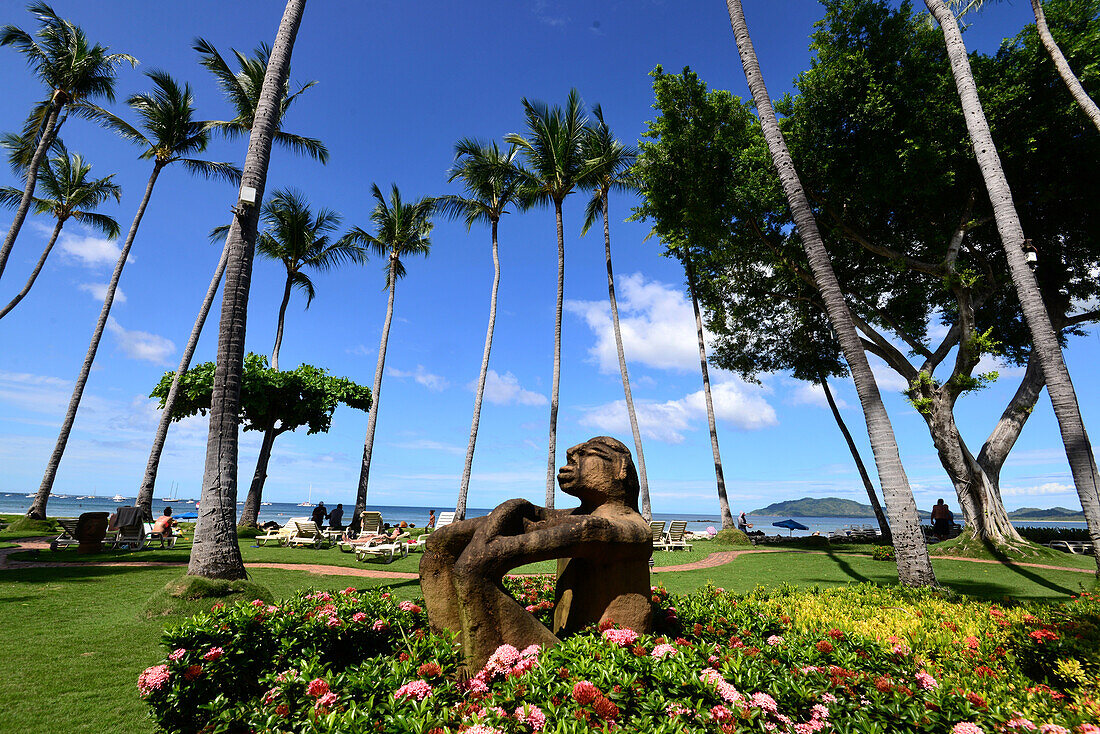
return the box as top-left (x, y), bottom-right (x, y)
top-left (558, 438), bottom-right (623, 503)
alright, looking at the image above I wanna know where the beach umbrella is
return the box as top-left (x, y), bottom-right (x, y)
top-left (176, 512), bottom-right (197, 519)
top-left (772, 518), bottom-right (809, 536)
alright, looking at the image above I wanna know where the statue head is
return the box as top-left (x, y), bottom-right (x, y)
top-left (557, 436), bottom-right (640, 511)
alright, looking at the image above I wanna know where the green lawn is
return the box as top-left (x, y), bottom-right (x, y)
top-left (1, 533), bottom-right (1096, 734)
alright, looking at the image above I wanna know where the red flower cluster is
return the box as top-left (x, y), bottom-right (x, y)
top-left (1028, 628), bottom-right (1059, 644)
top-left (816, 640), bottom-right (834, 654)
top-left (827, 628), bottom-right (845, 640)
top-left (417, 662), bottom-right (442, 678)
top-left (571, 680), bottom-right (618, 721)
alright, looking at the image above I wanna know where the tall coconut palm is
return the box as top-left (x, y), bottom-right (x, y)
top-left (136, 27), bottom-right (329, 516)
top-left (949, 0), bottom-right (1100, 134)
top-left (0, 2), bottom-right (135, 281)
top-left (0, 142), bottom-right (120, 320)
top-left (193, 37), bottom-right (328, 162)
top-left (26, 71), bottom-right (239, 520)
top-left (925, 0), bottom-right (1100, 573)
top-left (238, 189), bottom-right (363, 527)
top-left (344, 184), bottom-right (434, 520)
top-left (505, 89), bottom-right (590, 508)
top-left (724, 0), bottom-right (936, 585)
top-left (190, 0), bottom-right (307, 580)
top-left (579, 106), bottom-right (655, 522)
top-left (437, 139), bottom-right (522, 520)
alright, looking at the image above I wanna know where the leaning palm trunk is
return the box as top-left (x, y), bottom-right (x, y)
top-left (0, 95), bottom-right (62, 282)
top-left (544, 202), bottom-right (565, 508)
top-left (0, 217), bottom-right (63, 319)
top-left (27, 163), bottom-right (163, 519)
top-left (1030, 0), bottom-right (1100, 134)
top-left (602, 193), bottom-right (652, 521)
top-left (926, 0), bottom-right (1100, 573)
top-left (457, 221), bottom-right (501, 520)
top-left (820, 374), bottom-right (891, 542)
top-left (135, 241), bottom-right (229, 516)
top-left (270, 277), bottom-right (293, 371)
top-left (239, 426), bottom-right (282, 527)
top-left (189, 0), bottom-right (306, 579)
top-left (684, 253), bottom-right (734, 529)
top-left (726, 0), bottom-right (935, 585)
top-left (354, 254), bottom-right (397, 519)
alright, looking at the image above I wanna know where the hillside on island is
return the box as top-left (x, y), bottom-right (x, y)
top-left (749, 497), bottom-right (1083, 521)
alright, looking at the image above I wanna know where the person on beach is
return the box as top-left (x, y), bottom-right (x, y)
top-left (427, 510), bottom-right (436, 529)
top-left (312, 501), bottom-right (328, 530)
top-left (152, 507), bottom-right (178, 535)
top-left (931, 499), bottom-right (951, 540)
top-left (328, 504), bottom-right (344, 531)
top-left (737, 511), bottom-right (751, 532)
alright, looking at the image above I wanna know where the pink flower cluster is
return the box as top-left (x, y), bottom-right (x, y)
top-left (398, 600), bottom-right (422, 613)
top-left (515, 703), bottom-right (546, 731)
top-left (750, 692), bottom-right (779, 714)
top-left (952, 724), bottom-right (984, 734)
top-left (372, 619), bottom-right (388, 631)
top-left (138, 664), bottom-right (171, 697)
top-left (766, 635), bottom-right (783, 646)
top-left (202, 646), bottom-right (224, 662)
top-left (469, 642), bottom-right (542, 693)
top-left (650, 643), bottom-right (677, 659)
top-left (315, 691), bottom-right (338, 713)
top-left (915, 671), bottom-right (938, 690)
top-left (699, 668), bottom-right (742, 704)
top-left (602, 627), bottom-right (639, 647)
top-left (307, 678), bottom-right (329, 697)
top-left (1038, 726), bottom-right (1069, 734)
top-left (168, 648), bottom-right (187, 661)
top-left (394, 679), bottom-right (433, 701)
top-left (1004, 717), bottom-right (1038, 731)
top-left (462, 726), bottom-right (504, 734)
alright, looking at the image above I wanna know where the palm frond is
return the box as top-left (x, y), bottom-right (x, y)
top-left (0, 186), bottom-right (27, 209)
top-left (180, 159), bottom-right (241, 183)
top-left (580, 191), bottom-right (604, 236)
top-left (75, 102), bottom-right (151, 151)
top-left (273, 131), bottom-right (329, 163)
top-left (209, 223), bottom-right (231, 244)
top-left (70, 209), bottom-right (120, 238)
top-left (289, 268), bottom-right (317, 306)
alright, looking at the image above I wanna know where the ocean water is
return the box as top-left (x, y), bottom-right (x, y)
top-left (0, 492), bottom-right (1086, 536)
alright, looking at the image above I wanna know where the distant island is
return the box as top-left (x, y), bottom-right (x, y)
top-left (749, 497), bottom-right (1084, 522)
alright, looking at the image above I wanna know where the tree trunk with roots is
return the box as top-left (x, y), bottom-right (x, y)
top-left (189, 0), bottom-right (306, 579)
top-left (136, 241), bottom-right (229, 517)
top-left (684, 253), bottom-right (733, 529)
top-left (726, 0), bottom-right (936, 586)
top-left (0, 94), bottom-right (63, 282)
top-left (0, 217), bottom-right (64, 320)
top-left (602, 193), bottom-right (652, 521)
top-left (1030, 0), bottom-right (1100, 134)
top-left (456, 220), bottom-right (500, 520)
top-left (28, 163), bottom-right (163, 519)
top-left (544, 200), bottom-right (565, 509)
top-left (820, 374), bottom-right (891, 543)
top-left (926, 0), bottom-right (1100, 574)
top-left (354, 253), bottom-right (397, 520)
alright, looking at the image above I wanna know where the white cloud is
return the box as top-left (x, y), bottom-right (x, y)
top-left (346, 344), bottom-right (373, 357)
top-left (55, 228), bottom-right (129, 268)
top-left (106, 318), bottom-right (175, 365)
top-left (566, 273), bottom-right (709, 374)
top-left (477, 370), bottom-right (547, 406)
top-left (78, 282), bottom-right (125, 303)
top-left (389, 439), bottom-right (465, 455)
top-left (787, 381), bottom-right (846, 409)
top-left (580, 378), bottom-right (777, 443)
top-left (1001, 482), bottom-right (1074, 497)
top-left (974, 354), bottom-right (1027, 378)
top-left (387, 365), bottom-right (448, 392)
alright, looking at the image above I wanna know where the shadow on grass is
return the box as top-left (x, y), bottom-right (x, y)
top-left (822, 544), bottom-right (872, 584)
top-left (979, 537), bottom-right (1078, 597)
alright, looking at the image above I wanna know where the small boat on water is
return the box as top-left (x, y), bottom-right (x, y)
top-left (161, 482), bottom-right (180, 503)
top-left (297, 484), bottom-right (314, 507)
top-left (111, 493), bottom-right (126, 502)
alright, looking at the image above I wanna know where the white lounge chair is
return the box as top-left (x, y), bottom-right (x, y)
top-left (286, 520), bottom-right (329, 548)
top-left (354, 533), bottom-right (408, 563)
top-left (434, 511), bottom-right (456, 532)
top-left (52, 518), bottom-right (81, 550)
top-left (258, 517), bottom-right (306, 546)
top-left (650, 521), bottom-right (669, 551)
top-left (666, 521), bottom-right (693, 551)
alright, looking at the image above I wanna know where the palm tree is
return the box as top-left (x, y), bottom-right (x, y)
top-left (25, 70), bottom-right (240, 521)
top-left (505, 89), bottom-right (590, 508)
top-left (193, 37), bottom-right (328, 163)
top-left (925, 0), bottom-right (1100, 573)
top-left (190, 0), bottom-right (307, 580)
top-left (0, 142), bottom-right (120, 319)
top-left (0, 2), bottom-right (135, 281)
top-left (437, 139), bottom-right (522, 520)
top-left (136, 26), bottom-right (329, 516)
top-left (724, 0), bottom-right (936, 585)
top-left (345, 184), bottom-right (434, 521)
top-left (949, 0), bottom-right (1100, 134)
top-left (238, 189), bottom-right (363, 527)
top-left (578, 107), bottom-right (655, 522)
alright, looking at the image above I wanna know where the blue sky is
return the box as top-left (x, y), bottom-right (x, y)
top-left (1, 0), bottom-right (1095, 517)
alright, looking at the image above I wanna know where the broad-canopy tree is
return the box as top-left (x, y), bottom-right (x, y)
top-left (437, 139), bottom-right (522, 520)
top-left (151, 355), bottom-right (371, 495)
top-left (344, 184), bottom-right (435, 521)
top-left (0, 1), bottom-right (135, 281)
top-left (0, 142), bottom-right (120, 320)
top-left (26, 71), bottom-right (239, 521)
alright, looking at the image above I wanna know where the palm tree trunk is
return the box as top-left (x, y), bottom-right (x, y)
top-left (684, 252), bottom-right (733, 529)
top-left (820, 373), bottom-right (891, 542)
top-left (457, 220), bottom-right (500, 520)
top-left (1031, 0), bottom-right (1100, 134)
top-left (0, 216), bottom-right (64, 320)
top-left (0, 95), bottom-right (62, 282)
top-left (926, 0), bottom-right (1100, 574)
top-left (26, 163), bottom-right (163, 520)
top-left (239, 426), bottom-right (279, 527)
top-left (270, 276), bottom-right (293, 370)
top-left (135, 241), bottom-right (229, 516)
top-left (189, 0), bottom-right (306, 579)
top-left (602, 193), bottom-right (652, 521)
top-left (354, 253), bottom-right (397, 519)
top-left (726, 0), bottom-right (936, 585)
top-left (545, 200), bottom-right (565, 509)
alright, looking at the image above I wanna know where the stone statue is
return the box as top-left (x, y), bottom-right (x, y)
top-left (420, 436), bottom-right (652, 671)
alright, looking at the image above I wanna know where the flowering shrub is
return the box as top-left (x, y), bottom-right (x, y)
top-left (141, 583), bottom-right (1100, 733)
top-left (871, 545), bottom-right (896, 561)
